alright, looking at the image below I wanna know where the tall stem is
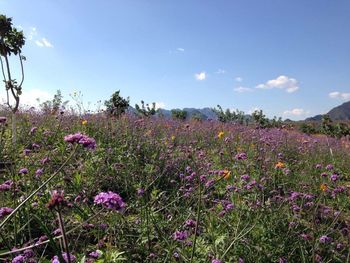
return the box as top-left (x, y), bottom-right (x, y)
top-left (57, 210), bottom-right (71, 263)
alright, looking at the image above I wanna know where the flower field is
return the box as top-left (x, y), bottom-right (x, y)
top-left (0, 112), bottom-right (350, 262)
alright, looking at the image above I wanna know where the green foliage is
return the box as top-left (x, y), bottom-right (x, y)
top-left (135, 100), bottom-right (157, 117)
top-left (0, 14), bottom-right (26, 113)
top-left (104, 90), bottom-right (129, 117)
top-left (212, 105), bottom-right (246, 124)
top-left (171, 109), bottom-right (187, 120)
top-left (39, 90), bottom-right (69, 114)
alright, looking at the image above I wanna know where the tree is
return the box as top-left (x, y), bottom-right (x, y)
top-left (171, 109), bottom-right (187, 120)
top-left (104, 90), bottom-right (129, 117)
top-left (39, 90), bottom-right (69, 115)
top-left (0, 14), bottom-right (26, 143)
top-left (135, 100), bottom-right (156, 117)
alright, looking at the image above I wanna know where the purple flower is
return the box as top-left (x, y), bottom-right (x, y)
top-left (0, 116), bottom-right (7, 124)
top-left (64, 132), bottom-right (96, 149)
top-left (241, 174), bottom-right (250, 181)
top-left (12, 255), bottom-right (25, 263)
top-left (212, 259), bottom-right (222, 263)
top-left (326, 164), bottom-right (334, 170)
top-left (47, 190), bottom-right (67, 210)
top-left (330, 173), bottom-right (339, 182)
top-left (315, 164), bottom-right (322, 169)
top-left (235, 152), bottom-right (247, 160)
top-left (35, 168), bottom-right (44, 178)
top-left (137, 188), bottom-right (145, 196)
top-left (205, 179), bottom-right (215, 188)
top-left (185, 219), bottom-right (196, 228)
top-left (319, 235), bottom-right (331, 244)
top-left (23, 149), bottom-right (31, 156)
top-left (88, 250), bottom-right (101, 259)
top-left (19, 168), bottom-right (28, 174)
top-left (0, 207), bottom-right (13, 218)
top-left (30, 127), bottom-right (37, 134)
top-left (94, 191), bottom-right (126, 212)
top-left (0, 180), bottom-right (13, 191)
top-left (52, 253), bottom-right (77, 263)
top-left (172, 230), bottom-right (188, 241)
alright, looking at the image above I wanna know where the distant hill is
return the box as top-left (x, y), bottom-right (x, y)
top-left (306, 101), bottom-right (350, 121)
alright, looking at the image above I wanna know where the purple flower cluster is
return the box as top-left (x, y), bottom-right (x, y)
top-left (94, 191), bottom-right (126, 212)
top-left (47, 190), bottom-right (67, 210)
top-left (52, 253), bottom-right (77, 263)
top-left (0, 180), bottom-right (13, 191)
top-left (172, 230), bottom-right (189, 241)
top-left (0, 207), bottom-right (13, 219)
top-left (64, 132), bottom-right (96, 149)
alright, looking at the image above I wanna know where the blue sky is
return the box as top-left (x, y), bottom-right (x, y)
top-left (1, 0), bottom-right (350, 119)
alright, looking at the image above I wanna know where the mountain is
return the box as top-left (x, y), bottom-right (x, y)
top-left (306, 101), bottom-right (350, 121)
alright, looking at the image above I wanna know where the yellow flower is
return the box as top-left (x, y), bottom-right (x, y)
top-left (222, 169), bottom-right (231, 180)
top-left (275, 162), bottom-right (285, 169)
top-left (171, 135), bottom-right (175, 141)
top-left (218, 131), bottom-right (224, 139)
top-left (320, 183), bottom-right (328, 192)
top-left (82, 120), bottom-right (88, 125)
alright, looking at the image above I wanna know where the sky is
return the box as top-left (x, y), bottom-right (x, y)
top-left (1, 0), bottom-right (350, 120)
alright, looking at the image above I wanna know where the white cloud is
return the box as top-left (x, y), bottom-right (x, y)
top-left (28, 27), bottom-right (37, 40)
top-left (234, 86), bottom-right (252, 93)
top-left (195, 72), bottom-right (206, 81)
top-left (155, 102), bottom-right (166, 110)
top-left (329, 91), bottom-right (350, 100)
top-left (177, 48), bottom-right (185, 52)
top-left (0, 88), bottom-right (52, 108)
top-left (248, 107), bottom-right (261, 114)
top-left (36, 38), bottom-right (53, 48)
top-left (235, 77), bottom-right (243, 82)
top-left (283, 108), bottom-right (309, 116)
top-left (256, 75), bottom-right (299, 93)
top-left (215, 69), bottom-right (226, 74)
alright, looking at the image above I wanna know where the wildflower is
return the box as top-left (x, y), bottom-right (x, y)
top-left (235, 152), bottom-right (247, 160)
top-left (320, 183), bottom-right (328, 192)
top-left (171, 135), bottom-right (175, 141)
top-left (0, 116), bottom-right (7, 124)
top-left (47, 190), bottom-right (67, 210)
top-left (64, 132), bottom-right (96, 149)
top-left (30, 127), bottom-right (37, 134)
top-left (88, 250), bottom-right (101, 259)
top-left (0, 180), bottom-right (13, 191)
top-left (19, 168), bottom-right (28, 174)
top-left (52, 253), bottom-right (77, 263)
top-left (319, 235), bottom-right (331, 244)
top-left (222, 169), bottom-right (231, 180)
top-left (330, 173), bottom-right (339, 182)
top-left (12, 255), bottom-right (25, 263)
top-left (0, 207), bottom-right (13, 219)
top-left (172, 230), bottom-right (188, 241)
top-left (184, 219), bottom-right (196, 228)
top-left (23, 149), bottom-right (31, 156)
top-left (326, 164), bottom-right (334, 170)
top-left (212, 259), bottom-right (222, 263)
top-left (136, 188), bottom-right (145, 196)
top-left (205, 179), bottom-right (215, 188)
top-left (35, 168), bottom-right (44, 178)
top-left (94, 191), bottom-right (126, 212)
top-left (241, 174), bottom-right (250, 181)
top-left (217, 131), bottom-right (224, 139)
top-left (82, 119), bottom-right (88, 125)
top-left (275, 162), bottom-right (285, 169)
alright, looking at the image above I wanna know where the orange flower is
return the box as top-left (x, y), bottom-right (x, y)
top-left (218, 131), bottom-right (224, 139)
top-left (222, 169), bottom-right (231, 180)
top-left (320, 183), bottom-right (328, 192)
top-left (275, 162), bottom-right (285, 169)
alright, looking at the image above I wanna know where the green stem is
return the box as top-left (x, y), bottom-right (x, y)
top-left (0, 145), bottom-right (77, 229)
top-left (190, 176), bottom-right (202, 263)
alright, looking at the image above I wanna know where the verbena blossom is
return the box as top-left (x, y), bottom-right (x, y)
top-left (19, 168), bottom-right (28, 174)
top-left (94, 191), bottom-right (126, 212)
top-left (47, 190), bottom-right (67, 210)
top-left (52, 253), bottom-right (77, 263)
top-left (0, 207), bottom-right (14, 218)
top-left (64, 132), bottom-right (96, 149)
top-left (12, 255), bottom-right (25, 263)
top-left (172, 230), bottom-right (188, 241)
top-left (0, 180), bottom-right (13, 191)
